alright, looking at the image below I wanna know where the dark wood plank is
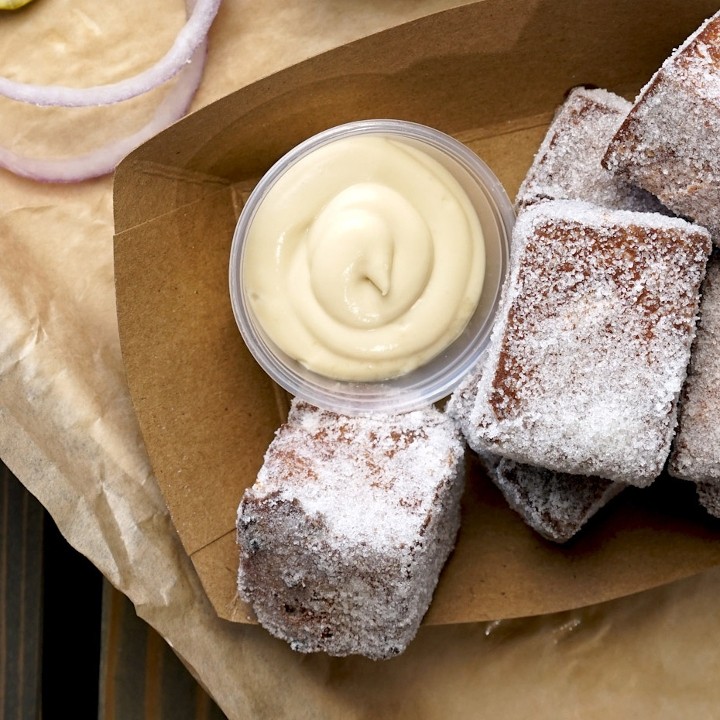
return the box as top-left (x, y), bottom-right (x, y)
top-left (99, 581), bottom-right (227, 720)
top-left (41, 504), bottom-right (103, 715)
top-left (1, 464), bottom-right (43, 720)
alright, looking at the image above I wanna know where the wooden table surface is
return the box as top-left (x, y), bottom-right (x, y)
top-left (1, 464), bottom-right (228, 719)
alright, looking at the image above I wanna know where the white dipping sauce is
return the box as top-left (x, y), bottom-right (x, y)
top-left (243, 134), bottom-right (486, 381)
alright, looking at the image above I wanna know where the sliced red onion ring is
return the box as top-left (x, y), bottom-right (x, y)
top-left (0, 0), bottom-right (215, 182)
top-left (0, 41), bottom-right (207, 182)
top-left (0, 0), bottom-right (221, 107)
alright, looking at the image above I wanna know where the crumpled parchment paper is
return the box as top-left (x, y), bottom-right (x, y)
top-left (2, 1), bottom-right (720, 718)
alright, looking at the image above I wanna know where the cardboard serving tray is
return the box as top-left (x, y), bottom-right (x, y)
top-left (113, 0), bottom-right (720, 625)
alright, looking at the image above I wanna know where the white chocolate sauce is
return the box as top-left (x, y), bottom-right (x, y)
top-left (243, 134), bottom-right (485, 381)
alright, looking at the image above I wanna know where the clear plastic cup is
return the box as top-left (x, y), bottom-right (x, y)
top-left (229, 119), bottom-right (514, 415)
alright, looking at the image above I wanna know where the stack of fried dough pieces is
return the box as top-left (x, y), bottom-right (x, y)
top-left (235, 10), bottom-right (720, 662)
top-left (450, 200), bottom-right (710, 529)
top-left (602, 11), bottom-right (720, 516)
top-left (453, 10), bottom-right (720, 541)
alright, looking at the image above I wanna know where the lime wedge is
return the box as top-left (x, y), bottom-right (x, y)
top-left (0, 0), bottom-right (38, 8)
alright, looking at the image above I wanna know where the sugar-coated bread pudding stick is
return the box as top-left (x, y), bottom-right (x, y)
top-left (450, 199), bottom-right (711, 486)
top-left (236, 399), bottom-right (465, 660)
top-left (516, 86), bottom-right (668, 214)
top-left (669, 251), bottom-right (720, 513)
top-left (475, 451), bottom-right (623, 543)
top-left (455, 367), bottom-right (626, 543)
top-left (602, 10), bottom-right (720, 241)
top-left (454, 88), bottom-right (664, 543)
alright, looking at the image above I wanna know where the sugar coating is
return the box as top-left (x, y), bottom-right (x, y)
top-left (669, 252), bottom-right (720, 483)
top-left (236, 400), bottom-right (465, 660)
top-left (603, 11), bottom-right (720, 240)
top-left (516, 86), bottom-right (668, 214)
top-left (452, 199), bottom-right (710, 486)
top-left (479, 451), bottom-right (623, 543)
top-left (452, 370), bottom-right (624, 542)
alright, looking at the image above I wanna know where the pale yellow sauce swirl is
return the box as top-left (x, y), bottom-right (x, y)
top-left (243, 134), bottom-right (485, 381)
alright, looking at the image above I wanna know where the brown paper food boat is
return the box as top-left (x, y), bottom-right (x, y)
top-left (113, 0), bottom-right (720, 625)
